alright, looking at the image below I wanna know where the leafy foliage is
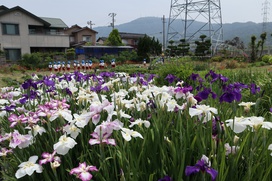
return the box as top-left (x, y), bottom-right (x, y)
top-left (154, 60), bottom-right (193, 86)
top-left (104, 29), bottom-right (123, 46)
top-left (19, 53), bottom-right (44, 70)
top-left (195, 35), bottom-right (212, 57)
top-left (137, 35), bottom-right (162, 61)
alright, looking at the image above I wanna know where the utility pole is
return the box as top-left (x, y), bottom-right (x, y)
top-left (87, 20), bottom-right (95, 29)
top-left (162, 15), bottom-right (166, 52)
top-left (108, 13), bottom-right (117, 30)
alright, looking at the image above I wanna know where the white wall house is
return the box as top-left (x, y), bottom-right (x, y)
top-left (0, 5), bottom-right (69, 61)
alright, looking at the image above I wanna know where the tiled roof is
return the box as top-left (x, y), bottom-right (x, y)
top-left (72, 26), bottom-right (97, 33)
top-left (119, 32), bottom-right (146, 39)
top-left (96, 37), bottom-right (107, 41)
top-left (0, 6), bottom-right (50, 26)
top-left (0, 5), bottom-right (9, 12)
top-left (40, 17), bottom-right (68, 28)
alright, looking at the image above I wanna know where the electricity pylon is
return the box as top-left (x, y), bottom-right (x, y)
top-left (167, 0), bottom-right (223, 55)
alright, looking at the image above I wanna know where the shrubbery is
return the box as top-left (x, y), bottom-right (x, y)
top-left (154, 59), bottom-right (193, 86)
top-left (261, 54), bottom-right (272, 65)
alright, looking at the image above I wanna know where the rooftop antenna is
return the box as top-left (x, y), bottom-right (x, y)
top-left (167, 0), bottom-right (223, 55)
top-left (108, 13), bottom-right (117, 30)
top-left (87, 20), bottom-right (95, 29)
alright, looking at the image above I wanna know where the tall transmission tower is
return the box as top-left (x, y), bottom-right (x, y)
top-left (167, 0), bottom-right (223, 55)
top-left (262, 0), bottom-right (269, 33)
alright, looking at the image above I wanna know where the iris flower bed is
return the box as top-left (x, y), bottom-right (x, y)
top-left (0, 70), bottom-right (272, 181)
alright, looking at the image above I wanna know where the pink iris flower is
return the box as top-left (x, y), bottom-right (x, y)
top-left (70, 162), bottom-right (98, 181)
top-left (39, 150), bottom-right (57, 165)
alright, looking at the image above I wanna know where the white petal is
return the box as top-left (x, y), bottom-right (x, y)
top-left (189, 108), bottom-right (203, 117)
top-left (15, 168), bottom-right (26, 179)
top-left (121, 131), bottom-right (131, 141)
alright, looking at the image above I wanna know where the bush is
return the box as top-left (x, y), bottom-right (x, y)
top-left (225, 60), bottom-right (239, 69)
top-left (20, 53), bottom-right (43, 70)
top-left (261, 54), bottom-right (271, 63)
top-left (210, 56), bottom-right (223, 62)
top-left (154, 60), bottom-right (193, 86)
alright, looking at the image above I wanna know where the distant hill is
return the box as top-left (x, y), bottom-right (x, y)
top-left (93, 17), bottom-right (272, 46)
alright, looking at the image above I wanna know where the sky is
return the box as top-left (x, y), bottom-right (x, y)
top-left (1, 0), bottom-right (265, 28)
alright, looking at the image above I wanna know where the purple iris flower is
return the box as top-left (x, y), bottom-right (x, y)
top-left (165, 74), bottom-right (177, 84)
top-left (63, 88), bottom-right (72, 96)
top-left (182, 86), bottom-right (193, 93)
top-left (44, 78), bottom-right (55, 86)
top-left (227, 82), bottom-right (247, 91)
top-left (206, 70), bottom-right (219, 83)
top-left (99, 72), bottom-right (115, 78)
top-left (130, 73), bottom-right (137, 78)
top-left (212, 117), bottom-right (224, 138)
top-left (220, 83), bottom-right (243, 103)
top-left (74, 71), bottom-right (85, 82)
top-left (219, 90), bottom-right (241, 103)
top-left (147, 74), bottom-right (157, 82)
top-left (205, 70), bottom-right (229, 84)
top-left (3, 104), bottom-right (16, 112)
top-left (21, 79), bottom-right (32, 89)
top-left (190, 73), bottom-right (200, 81)
top-left (90, 84), bottom-right (109, 93)
top-left (250, 83), bottom-right (260, 94)
top-left (185, 155), bottom-right (218, 181)
top-left (29, 90), bottom-right (39, 100)
top-left (270, 108), bottom-right (272, 112)
top-left (147, 99), bottom-right (157, 109)
top-left (19, 97), bottom-right (28, 104)
top-left (139, 78), bottom-right (148, 86)
top-left (137, 72), bottom-right (145, 78)
top-left (196, 88), bottom-right (217, 100)
top-left (158, 175), bottom-right (173, 181)
top-left (21, 79), bottom-right (38, 90)
top-left (218, 74), bottom-right (229, 83)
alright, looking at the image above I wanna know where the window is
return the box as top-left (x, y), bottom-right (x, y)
top-left (70, 36), bottom-right (75, 42)
top-left (5, 49), bottom-right (21, 61)
top-left (2, 23), bottom-right (19, 35)
top-left (83, 35), bottom-right (91, 42)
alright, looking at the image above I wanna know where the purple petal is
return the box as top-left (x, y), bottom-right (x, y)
top-left (206, 168), bottom-right (218, 181)
top-left (185, 166), bottom-right (200, 176)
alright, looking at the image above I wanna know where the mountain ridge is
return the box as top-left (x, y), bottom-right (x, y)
top-left (93, 17), bottom-right (271, 46)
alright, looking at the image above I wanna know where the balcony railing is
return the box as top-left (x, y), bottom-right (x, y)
top-left (29, 30), bottom-right (67, 36)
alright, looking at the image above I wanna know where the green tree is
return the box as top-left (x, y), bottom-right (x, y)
top-left (250, 35), bottom-right (257, 62)
top-left (66, 48), bottom-right (75, 60)
top-left (166, 40), bottom-right (178, 57)
top-left (178, 39), bottom-right (190, 56)
top-left (195, 35), bottom-right (211, 57)
top-left (225, 37), bottom-right (245, 50)
top-left (137, 35), bottom-right (162, 61)
top-left (104, 29), bottom-right (123, 46)
top-left (259, 32), bottom-right (266, 58)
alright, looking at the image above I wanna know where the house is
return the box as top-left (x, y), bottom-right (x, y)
top-left (96, 37), bottom-right (107, 45)
top-left (64, 24), bottom-right (97, 47)
top-left (119, 32), bottom-right (146, 48)
top-left (0, 5), bottom-right (70, 61)
top-left (96, 32), bottom-right (146, 48)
